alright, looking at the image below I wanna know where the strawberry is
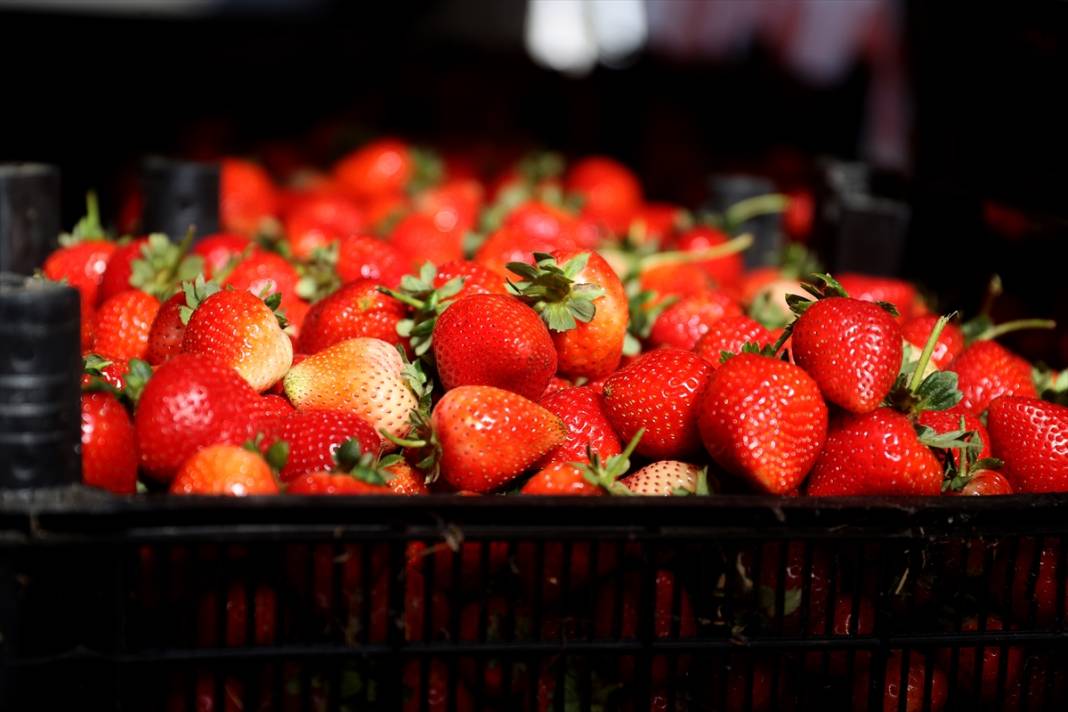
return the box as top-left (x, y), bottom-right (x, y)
top-left (42, 193), bottom-right (115, 306)
top-left (854, 653), bottom-right (949, 712)
top-left (501, 200), bottom-right (577, 243)
top-left (97, 238), bottom-right (148, 304)
top-left (694, 314), bottom-right (774, 368)
top-left (947, 341), bottom-right (1037, 416)
top-left (987, 396), bottom-right (1068, 493)
top-left (524, 428), bottom-right (643, 496)
top-left (223, 248), bottom-right (300, 306)
top-left (297, 279), bottom-right (407, 355)
top-left (413, 177), bottom-right (483, 237)
top-left (283, 337), bottom-right (423, 441)
top-left (629, 202), bottom-right (688, 247)
top-left (92, 289), bottom-right (161, 360)
top-left (282, 192), bottom-right (365, 261)
top-left (287, 471), bottom-right (394, 495)
top-left (433, 260), bottom-right (507, 297)
top-left (333, 138), bottom-right (439, 201)
top-left (144, 291), bottom-right (186, 365)
top-left (647, 290), bottom-right (743, 350)
top-left (699, 352), bottom-right (827, 494)
top-left (190, 233), bottom-right (252, 278)
top-left (954, 468), bottom-right (1013, 495)
top-left (81, 353), bottom-right (131, 392)
top-left (540, 375), bottom-right (573, 398)
top-left (520, 461), bottom-right (602, 495)
top-left (783, 188), bottom-right (814, 240)
top-left (807, 408), bottom-right (945, 495)
top-left (389, 212), bottom-right (464, 269)
top-left (620, 460), bottom-right (705, 495)
top-left (474, 223), bottom-right (577, 279)
top-left (837, 272), bottom-right (919, 320)
top-left (672, 225), bottom-right (744, 288)
top-left (507, 250), bottom-right (628, 380)
top-left (285, 438), bottom-right (406, 495)
top-left (788, 275), bottom-right (903, 414)
top-left (638, 262), bottom-right (715, 299)
top-left (992, 538), bottom-right (1068, 625)
top-left (431, 293), bottom-right (556, 400)
top-left (267, 410), bottom-right (381, 482)
top-left (126, 232), bottom-right (206, 302)
top-left (80, 391), bottom-right (138, 494)
top-left (917, 407), bottom-right (992, 462)
top-left (170, 444), bottom-right (280, 495)
top-left (220, 158), bottom-right (278, 235)
top-left (537, 385), bottom-right (621, 466)
top-left (936, 615), bottom-right (1023, 703)
top-left (901, 314), bottom-right (964, 370)
top-left (394, 385), bottom-right (565, 493)
top-left (565, 156), bottom-right (642, 234)
top-left (180, 281), bottom-right (293, 392)
top-left (135, 354), bottom-right (260, 480)
top-left (336, 234), bottom-right (408, 288)
top-left (602, 347), bottom-right (712, 459)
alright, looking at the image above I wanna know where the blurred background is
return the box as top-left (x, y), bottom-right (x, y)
top-left (1, 0), bottom-right (1066, 364)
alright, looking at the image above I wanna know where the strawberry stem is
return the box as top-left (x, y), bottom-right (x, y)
top-left (724, 193), bottom-right (789, 230)
top-left (637, 233), bottom-right (753, 272)
top-left (908, 313), bottom-right (955, 394)
top-left (973, 318), bottom-right (1055, 342)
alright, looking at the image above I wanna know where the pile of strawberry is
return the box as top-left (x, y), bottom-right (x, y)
top-left (45, 140), bottom-right (1067, 497)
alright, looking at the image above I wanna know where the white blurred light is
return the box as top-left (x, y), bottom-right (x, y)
top-left (589, 0), bottom-right (646, 67)
top-left (526, 0), bottom-right (648, 77)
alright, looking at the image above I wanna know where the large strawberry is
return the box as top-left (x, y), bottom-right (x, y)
top-left (508, 250), bottom-right (628, 380)
top-left (92, 289), bottom-right (161, 361)
top-left (333, 138), bottom-right (439, 202)
top-left (565, 156), bottom-right (642, 234)
top-left (283, 337), bottom-right (423, 441)
top-left (282, 191), bottom-right (366, 260)
top-left (602, 347), bottom-right (712, 459)
top-left (699, 352), bottom-right (827, 494)
top-left (144, 291), bottom-right (187, 365)
top-left (431, 293), bottom-right (556, 399)
top-left (180, 279), bottom-right (293, 392)
top-left (220, 158), bottom-right (279, 235)
top-left (947, 340), bottom-right (1037, 416)
top-left (837, 272), bottom-right (920, 320)
top-left (170, 443), bottom-right (281, 496)
top-left (537, 385), bottom-right (621, 467)
top-left (694, 314), bottom-right (774, 368)
top-left (135, 354), bottom-right (260, 480)
top-left (987, 396), bottom-right (1068, 493)
top-left (788, 274), bottom-right (903, 414)
top-left (297, 279), bottom-right (407, 355)
top-left (901, 314), bottom-right (964, 370)
top-left (646, 290), bottom-right (743, 350)
top-left (392, 385), bottom-right (565, 493)
top-left (80, 391), bottom-right (139, 494)
top-left (335, 234), bottom-right (408, 288)
top-left (267, 410), bottom-right (380, 482)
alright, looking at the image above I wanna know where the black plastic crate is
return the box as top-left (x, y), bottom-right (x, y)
top-left (3, 489), bottom-right (1068, 711)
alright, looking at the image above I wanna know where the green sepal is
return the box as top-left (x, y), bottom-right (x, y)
top-left (406, 146), bottom-right (444, 196)
top-left (940, 420), bottom-right (1003, 492)
top-left (262, 291), bottom-right (289, 329)
top-left (59, 191), bottom-right (107, 246)
top-left (295, 243), bottom-right (341, 303)
top-left (380, 262), bottom-right (467, 362)
top-left (333, 438), bottom-right (395, 486)
top-left (507, 252), bottom-right (605, 334)
top-left (178, 274), bottom-right (222, 325)
top-left (264, 440), bottom-right (290, 473)
top-left (130, 229), bottom-right (203, 300)
top-left (123, 359), bottom-right (152, 406)
top-left (83, 353), bottom-right (112, 375)
top-left (576, 429), bottom-right (644, 496)
top-left (910, 371), bottom-right (963, 414)
top-left (719, 341), bottom-right (771, 365)
top-left (622, 290), bottom-right (676, 355)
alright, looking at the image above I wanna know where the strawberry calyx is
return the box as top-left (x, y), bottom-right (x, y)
top-left (82, 353), bottom-right (152, 408)
top-left (130, 229), bottom-right (205, 300)
top-left (378, 262), bottom-right (465, 358)
top-left (244, 434), bottom-right (289, 479)
top-left (575, 429), bottom-right (645, 496)
top-left (885, 313), bottom-right (963, 417)
top-left (262, 291), bottom-right (289, 329)
top-left (406, 146), bottom-right (444, 196)
top-left (58, 191), bottom-right (107, 246)
top-left (507, 252), bottom-right (606, 332)
top-left (1033, 367), bottom-right (1068, 406)
top-left (178, 274), bottom-right (222, 325)
top-left (380, 348), bottom-right (440, 483)
top-left (719, 340), bottom-right (780, 365)
top-left (622, 288), bottom-right (678, 357)
top-left (936, 418), bottom-right (1004, 493)
top-left (295, 243), bottom-right (341, 302)
top-left (333, 438), bottom-right (401, 487)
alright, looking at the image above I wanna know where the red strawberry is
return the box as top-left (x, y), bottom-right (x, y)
top-left (602, 348), bottom-right (712, 459)
top-left (540, 375), bottom-right (573, 398)
top-left (948, 341), bottom-right (1037, 417)
top-left (81, 354), bottom-right (130, 391)
top-left (508, 249), bottom-right (628, 380)
top-left (628, 202), bottom-right (687, 246)
top-left (283, 337), bottom-right (422, 441)
top-left (286, 472), bottom-right (393, 495)
top-left (135, 354), bottom-right (260, 480)
top-left (783, 188), bottom-right (814, 240)
top-left (220, 158), bottom-right (278, 235)
top-left (432, 293), bottom-right (556, 400)
top-left (694, 315), bottom-right (774, 367)
top-left (97, 238), bottom-right (148, 305)
top-left (854, 653), bottom-right (948, 712)
top-left (336, 234), bottom-right (408, 288)
top-left (268, 410), bottom-right (380, 482)
top-left (807, 408), bottom-right (944, 495)
top-left (170, 444), bottom-right (280, 495)
top-left (992, 538), bottom-right (1068, 625)
top-left (566, 156), bottom-right (642, 234)
top-left (790, 279), bottom-right (903, 413)
top-left (917, 407), bottom-right (992, 462)
top-left (673, 225), bottom-right (744, 288)
top-left (144, 291), bottom-right (186, 365)
top-left (389, 212), bottom-right (464, 270)
top-left (282, 192), bottom-right (365, 261)
top-left (936, 615), bottom-right (1023, 703)
top-left (954, 469), bottom-right (1013, 495)
top-left (297, 279), bottom-right (407, 355)
top-left (191, 233), bottom-right (252, 278)
top-left (43, 241), bottom-right (116, 308)
top-left (647, 291), bottom-right (743, 350)
top-left (537, 385), bottom-right (621, 466)
top-left (987, 396), bottom-right (1068, 493)
top-left (333, 138), bottom-right (428, 201)
top-left (413, 178), bottom-right (483, 237)
top-left (433, 260), bottom-right (507, 298)
top-left (699, 353), bottom-right (827, 494)
top-left (501, 200), bottom-right (577, 243)
top-left (521, 462), bottom-right (602, 495)
top-left (407, 385), bottom-right (566, 493)
top-left (92, 289), bottom-right (160, 361)
top-left (223, 248), bottom-right (300, 305)
top-left (474, 223), bottom-right (577, 279)
top-left (285, 437), bottom-right (409, 495)
top-left (80, 391), bottom-right (138, 494)
top-left (837, 272), bottom-right (919, 320)
top-left (620, 460), bottom-right (704, 495)
top-left (180, 284), bottom-right (293, 392)
top-left (638, 262), bottom-right (715, 300)
top-left (902, 315), bottom-right (964, 370)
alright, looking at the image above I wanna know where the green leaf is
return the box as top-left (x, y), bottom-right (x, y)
top-left (83, 353), bottom-right (112, 374)
top-left (265, 440), bottom-right (290, 472)
top-left (543, 302), bottom-right (578, 332)
top-left (911, 370), bottom-right (963, 414)
top-left (123, 359), bottom-right (152, 406)
top-left (622, 332), bottom-right (641, 357)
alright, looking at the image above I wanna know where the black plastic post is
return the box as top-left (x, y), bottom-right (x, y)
top-left (832, 193), bottom-right (911, 277)
top-left (707, 174), bottom-right (783, 268)
top-left (0, 274), bottom-right (82, 489)
top-left (141, 157), bottom-right (220, 241)
top-left (0, 163), bottom-right (61, 276)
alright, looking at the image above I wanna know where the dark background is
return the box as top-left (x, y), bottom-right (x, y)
top-left (1, 0), bottom-right (1066, 364)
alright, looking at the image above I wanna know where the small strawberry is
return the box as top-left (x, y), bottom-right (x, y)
top-left (939, 421), bottom-right (1007, 495)
top-left (221, 158), bottom-right (279, 235)
top-left (602, 347), bottom-right (712, 459)
top-left (987, 396), bottom-right (1068, 493)
top-left (620, 460), bottom-right (707, 495)
top-left (143, 291), bottom-right (186, 365)
top-left (565, 156), bottom-right (642, 234)
top-left (180, 279), bottom-right (293, 392)
top-left (507, 250), bottom-right (628, 380)
top-left (333, 138), bottom-right (440, 201)
top-left (283, 337), bottom-right (423, 441)
top-left (389, 212), bottom-right (464, 269)
top-left (391, 385), bottom-right (565, 493)
top-left (191, 233), bottom-right (252, 278)
top-left (267, 410), bottom-right (380, 482)
top-left (42, 192), bottom-right (115, 306)
top-left (286, 438), bottom-right (405, 495)
top-left (92, 289), bottom-right (161, 361)
top-left (837, 272), bottom-right (920, 320)
top-left (80, 391), bottom-right (139, 494)
top-left (948, 340), bottom-right (1037, 416)
top-left (524, 429), bottom-right (643, 496)
top-left (672, 225), bottom-right (744, 288)
top-left (628, 202), bottom-right (689, 247)
top-left (413, 177), bottom-right (483, 237)
top-left (433, 260), bottom-right (507, 297)
top-left (297, 279), bottom-right (407, 355)
top-left (134, 354), bottom-right (260, 480)
top-left (852, 653), bottom-right (948, 712)
top-left (223, 248), bottom-right (301, 307)
top-left (170, 443), bottom-right (281, 496)
top-left (901, 314), bottom-right (964, 370)
top-left (474, 223), bottom-right (577, 279)
top-left (431, 293), bottom-right (556, 400)
top-left (520, 462), bottom-right (602, 496)
top-left (282, 192), bottom-right (366, 261)
top-left (699, 352), bottom-right (827, 494)
top-left (537, 385), bottom-right (621, 467)
top-left (694, 314), bottom-right (774, 368)
top-left (96, 238), bottom-right (148, 305)
top-left (788, 274), bottom-right (903, 414)
top-left (647, 290), bottom-right (743, 351)
top-left (335, 234), bottom-right (408, 288)
top-left (954, 469), bottom-right (1013, 495)
top-left (638, 261), bottom-right (715, 300)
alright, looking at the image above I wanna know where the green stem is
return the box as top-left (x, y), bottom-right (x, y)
top-left (378, 286), bottom-right (427, 310)
top-left (979, 274), bottom-right (1003, 317)
top-left (725, 194), bottom-right (789, 230)
top-left (638, 233), bottom-right (753, 272)
top-left (381, 430), bottom-right (426, 449)
top-left (975, 318), bottom-right (1056, 342)
top-left (908, 313), bottom-right (954, 394)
